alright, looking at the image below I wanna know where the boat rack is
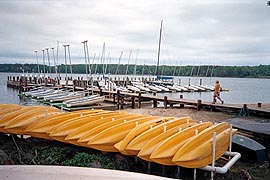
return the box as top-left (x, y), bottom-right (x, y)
top-left (199, 125), bottom-right (241, 180)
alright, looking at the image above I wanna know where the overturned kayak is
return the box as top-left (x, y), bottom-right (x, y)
top-left (0, 104), bottom-right (238, 169)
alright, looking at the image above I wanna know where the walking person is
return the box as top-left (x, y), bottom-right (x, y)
top-left (213, 80), bottom-right (224, 104)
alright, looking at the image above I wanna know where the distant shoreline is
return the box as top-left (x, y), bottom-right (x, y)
top-left (0, 63), bottom-right (269, 79)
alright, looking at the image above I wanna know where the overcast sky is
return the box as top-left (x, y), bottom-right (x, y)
top-left (0, 0), bottom-right (269, 66)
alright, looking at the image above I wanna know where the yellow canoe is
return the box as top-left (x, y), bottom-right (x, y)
top-left (172, 122), bottom-right (232, 168)
top-left (150, 122), bottom-right (213, 165)
top-left (137, 123), bottom-right (196, 162)
top-left (0, 106), bottom-right (47, 133)
top-left (50, 113), bottom-right (132, 143)
top-left (117, 117), bottom-right (194, 155)
top-left (0, 105), bottom-right (23, 117)
top-left (63, 113), bottom-right (134, 143)
top-left (24, 113), bottom-right (87, 139)
top-left (47, 111), bottom-right (125, 134)
top-left (173, 128), bottom-right (237, 168)
top-left (77, 114), bottom-right (144, 144)
top-left (4, 111), bottom-right (61, 134)
top-left (87, 116), bottom-right (170, 152)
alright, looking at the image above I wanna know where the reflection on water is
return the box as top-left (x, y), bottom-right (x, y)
top-left (0, 72), bottom-right (269, 104)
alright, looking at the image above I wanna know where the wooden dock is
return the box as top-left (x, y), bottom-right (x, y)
top-left (7, 77), bottom-right (270, 117)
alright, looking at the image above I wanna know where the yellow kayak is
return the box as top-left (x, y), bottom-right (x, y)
top-left (121, 117), bottom-right (194, 155)
top-left (47, 111), bottom-right (125, 134)
top-left (137, 123), bottom-right (196, 162)
top-left (63, 113), bottom-right (133, 143)
top-left (50, 113), bottom-right (131, 143)
top-left (24, 113), bottom-right (86, 139)
top-left (77, 114), bottom-right (144, 144)
top-left (4, 111), bottom-right (61, 134)
top-left (173, 128), bottom-right (237, 168)
top-left (0, 104), bottom-right (23, 117)
top-left (0, 106), bottom-right (46, 133)
top-left (150, 122), bottom-right (213, 165)
top-left (87, 116), bottom-right (170, 152)
top-left (172, 122), bottom-right (232, 168)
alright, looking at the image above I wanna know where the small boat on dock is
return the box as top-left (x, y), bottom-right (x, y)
top-left (63, 95), bottom-right (105, 107)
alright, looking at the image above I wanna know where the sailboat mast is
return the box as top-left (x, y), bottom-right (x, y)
top-left (133, 49), bottom-right (139, 77)
top-left (82, 40), bottom-right (89, 85)
top-left (155, 20), bottom-right (163, 76)
top-left (51, 47), bottom-right (58, 77)
top-left (115, 51), bottom-right (123, 75)
top-left (34, 50), bottom-right (40, 74)
top-left (42, 49), bottom-right (45, 78)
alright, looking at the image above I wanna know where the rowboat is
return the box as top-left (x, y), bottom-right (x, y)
top-left (150, 122), bottom-right (213, 165)
top-left (0, 165), bottom-right (173, 180)
top-left (63, 95), bottom-right (105, 107)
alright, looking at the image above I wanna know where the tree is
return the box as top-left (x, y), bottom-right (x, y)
top-left (268, 1), bottom-right (270, 6)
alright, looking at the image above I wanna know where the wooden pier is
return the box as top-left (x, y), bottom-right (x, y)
top-left (7, 77), bottom-right (270, 117)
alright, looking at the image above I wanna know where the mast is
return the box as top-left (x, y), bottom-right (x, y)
top-left (82, 40), bottom-right (89, 86)
top-left (42, 49), bottom-right (45, 78)
top-left (51, 47), bottom-right (58, 77)
top-left (56, 41), bottom-right (60, 78)
top-left (67, 44), bottom-right (73, 79)
top-left (125, 50), bottom-right (132, 77)
top-left (142, 59), bottom-right (146, 75)
top-left (34, 50), bottom-right (40, 74)
top-left (133, 49), bottom-right (139, 77)
top-left (63, 44), bottom-right (68, 81)
top-left (155, 20), bottom-right (163, 76)
top-left (115, 51), bottom-right (123, 75)
top-left (45, 48), bottom-right (52, 78)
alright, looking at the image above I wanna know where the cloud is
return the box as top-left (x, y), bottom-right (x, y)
top-left (0, 0), bottom-right (269, 66)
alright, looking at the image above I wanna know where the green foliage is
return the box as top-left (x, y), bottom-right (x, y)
top-left (0, 135), bottom-right (134, 171)
top-left (0, 63), bottom-right (270, 78)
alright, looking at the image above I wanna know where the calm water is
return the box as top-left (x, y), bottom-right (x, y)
top-left (0, 72), bottom-right (270, 104)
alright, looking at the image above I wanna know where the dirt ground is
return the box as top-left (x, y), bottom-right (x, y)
top-left (125, 106), bottom-right (262, 123)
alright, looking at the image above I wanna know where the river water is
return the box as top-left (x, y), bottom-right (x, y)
top-left (0, 72), bottom-right (269, 104)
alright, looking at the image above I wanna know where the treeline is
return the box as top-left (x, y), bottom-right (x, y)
top-left (0, 63), bottom-right (270, 78)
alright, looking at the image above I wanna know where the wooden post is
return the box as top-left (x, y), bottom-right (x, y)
top-left (170, 103), bottom-right (173, 108)
top-left (138, 92), bottom-right (142, 108)
top-left (120, 98), bottom-right (124, 109)
top-left (113, 93), bottom-right (116, 104)
top-left (99, 88), bottom-right (103, 96)
top-left (117, 90), bottom-right (120, 109)
top-left (131, 96), bottom-right (135, 109)
top-left (164, 96), bottom-right (168, 109)
top-left (197, 100), bottom-right (202, 111)
top-left (153, 92), bottom-right (157, 108)
top-left (45, 78), bottom-right (48, 86)
top-left (258, 102), bottom-right (262, 107)
top-left (200, 78), bottom-right (202, 85)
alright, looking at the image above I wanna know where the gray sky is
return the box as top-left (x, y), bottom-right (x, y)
top-left (0, 0), bottom-right (269, 66)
